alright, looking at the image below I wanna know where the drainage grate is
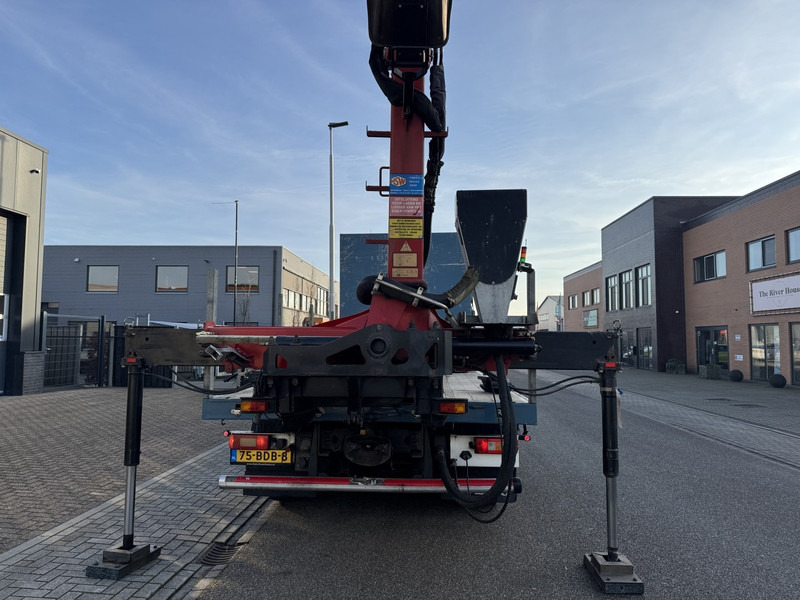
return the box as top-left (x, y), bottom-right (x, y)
top-left (707, 398), bottom-right (732, 402)
top-left (733, 403), bottom-right (765, 408)
top-left (197, 541), bottom-right (244, 566)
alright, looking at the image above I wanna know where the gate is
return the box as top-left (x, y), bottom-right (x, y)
top-left (42, 312), bottom-right (110, 388)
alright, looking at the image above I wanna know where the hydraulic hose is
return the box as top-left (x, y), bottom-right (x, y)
top-left (436, 354), bottom-right (517, 509)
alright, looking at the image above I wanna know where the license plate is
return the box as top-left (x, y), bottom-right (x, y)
top-left (231, 449), bottom-right (293, 464)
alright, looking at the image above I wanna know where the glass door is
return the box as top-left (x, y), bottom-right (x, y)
top-left (750, 324), bottom-right (779, 381)
top-left (696, 326), bottom-right (729, 374)
top-left (637, 327), bottom-right (653, 370)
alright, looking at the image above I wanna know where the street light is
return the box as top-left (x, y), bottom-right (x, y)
top-left (212, 200), bottom-right (239, 325)
top-left (233, 199), bottom-right (239, 325)
top-left (328, 121), bottom-right (348, 321)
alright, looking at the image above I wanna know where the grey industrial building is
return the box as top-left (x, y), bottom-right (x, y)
top-left (0, 126), bottom-right (48, 395)
top-left (599, 196), bottom-right (735, 371)
top-left (41, 245), bottom-right (333, 328)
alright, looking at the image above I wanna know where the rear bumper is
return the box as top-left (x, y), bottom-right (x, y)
top-left (219, 475), bottom-right (497, 493)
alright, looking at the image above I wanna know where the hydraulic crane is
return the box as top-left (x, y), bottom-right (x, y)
top-left (88, 1), bottom-right (643, 594)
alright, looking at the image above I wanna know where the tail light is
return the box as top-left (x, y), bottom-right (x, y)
top-left (474, 437), bottom-right (503, 454)
top-left (238, 400), bottom-right (268, 413)
top-left (438, 401), bottom-right (467, 414)
top-left (226, 432), bottom-right (269, 451)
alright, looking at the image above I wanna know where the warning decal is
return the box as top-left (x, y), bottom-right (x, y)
top-left (389, 196), bottom-right (424, 217)
top-left (389, 218), bottom-right (423, 239)
top-left (393, 267), bottom-right (420, 278)
top-left (393, 252), bottom-right (417, 267)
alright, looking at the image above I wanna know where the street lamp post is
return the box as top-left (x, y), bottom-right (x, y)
top-left (233, 200), bottom-right (239, 325)
top-left (328, 121), bottom-right (348, 321)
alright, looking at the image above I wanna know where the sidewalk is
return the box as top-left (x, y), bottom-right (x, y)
top-left (544, 366), bottom-right (800, 436)
top-left (0, 385), bottom-right (261, 599)
top-left (614, 367), bottom-right (800, 436)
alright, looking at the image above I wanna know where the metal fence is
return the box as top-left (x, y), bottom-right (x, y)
top-left (42, 314), bottom-right (213, 389)
top-left (42, 312), bottom-right (111, 388)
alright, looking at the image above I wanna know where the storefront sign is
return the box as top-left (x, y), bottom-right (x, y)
top-left (751, 273), bottom-right (800, 313)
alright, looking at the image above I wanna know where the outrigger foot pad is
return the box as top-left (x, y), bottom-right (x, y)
top-left (86, 544), bottom-right (161, 580)
top-left (583, 552), bottom-right (644, 595)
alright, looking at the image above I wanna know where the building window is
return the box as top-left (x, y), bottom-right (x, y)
top-left (592, 287), bottom-right (600, 305)
top-left (694, 251), bottom-right (726, 282)
top-left (568, 295), bottom-right (578, 310)
top-left (788, 228), bottom-right (800, 264)
top-left (606, 275), bottom-right (618, 311)
top-left (156, 265), bottom-right (188, 292)
top-left (87, 266), bottom-right (119, 292)
top-left (750, 323), bottom-right (779, 381)
top-left (583, 309), bottom-right (598, 328)
top-left (316, 286), bottom-right (328, 317)
top-left (226, 266), bottom-right (259, 292)
top-left (747, 236), bottom-right (776, 271)
top-left (620, 270), bottom-right (633, 309)
top-left (582, 290), bottom-right (591, 307)
top-left (635, 264), bottom-right (651, 307)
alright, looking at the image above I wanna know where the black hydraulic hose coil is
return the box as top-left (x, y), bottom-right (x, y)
top-left (436, 355), bottom-right (517, 509)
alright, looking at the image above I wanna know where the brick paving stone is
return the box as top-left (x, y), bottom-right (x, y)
top-left (0, 386), bottom-right (231, 554)
top-left (0, 383), bottom-right (269, 599)
top-left (43, 582), bottom-right (77, 596)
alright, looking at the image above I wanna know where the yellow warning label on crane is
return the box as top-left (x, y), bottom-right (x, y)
top-left (389, 218), bottom-right (423, 239)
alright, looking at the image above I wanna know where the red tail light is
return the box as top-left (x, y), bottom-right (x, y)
top-left (474, 437), bottom-right (503, 454)
top-left (239, 400), bottom-right (268, 413)
top-left (439, 401), bottom-right (467, 414)
top-left (228, 433), bottom-right (270, 450)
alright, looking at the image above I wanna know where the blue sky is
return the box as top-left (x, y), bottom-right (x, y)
top-left (3, 0), bottom-right (800, 305)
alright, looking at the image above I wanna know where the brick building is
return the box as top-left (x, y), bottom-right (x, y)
top-left (563, 169), bottom-right (800, 385)
top-left (563, 262), bottom-right (602, 332)
top-left (682, 171), bottom-right (800, 383)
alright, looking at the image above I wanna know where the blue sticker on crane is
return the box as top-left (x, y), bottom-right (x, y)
top-left (389, 173), bottom-right (424, 195)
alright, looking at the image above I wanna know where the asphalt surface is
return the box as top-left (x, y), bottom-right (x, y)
top-left (0, 369), bottom-right (798, 598)
top-left (199, 370), bottom-right (800, 600)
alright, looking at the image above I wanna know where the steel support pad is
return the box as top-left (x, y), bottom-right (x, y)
top-left (583, 362), bottom-right (644, 594)
top-left (86, 358), bottom-right (161, 579)
top-left (583, 552), bottom-right (644, 595)
top-left (86, 544), bottom-right (162, 581)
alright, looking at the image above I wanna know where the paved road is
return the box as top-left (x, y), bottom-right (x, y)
top-left (198, 370), bottom-right (800, 600)
top-left (0, 369), bottom-right (798, 598)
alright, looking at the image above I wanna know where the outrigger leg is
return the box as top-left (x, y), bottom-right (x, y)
top-left (87, 356), bottom-right (161, 579)
top-left (583, 361), bottom-right (644, 594)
